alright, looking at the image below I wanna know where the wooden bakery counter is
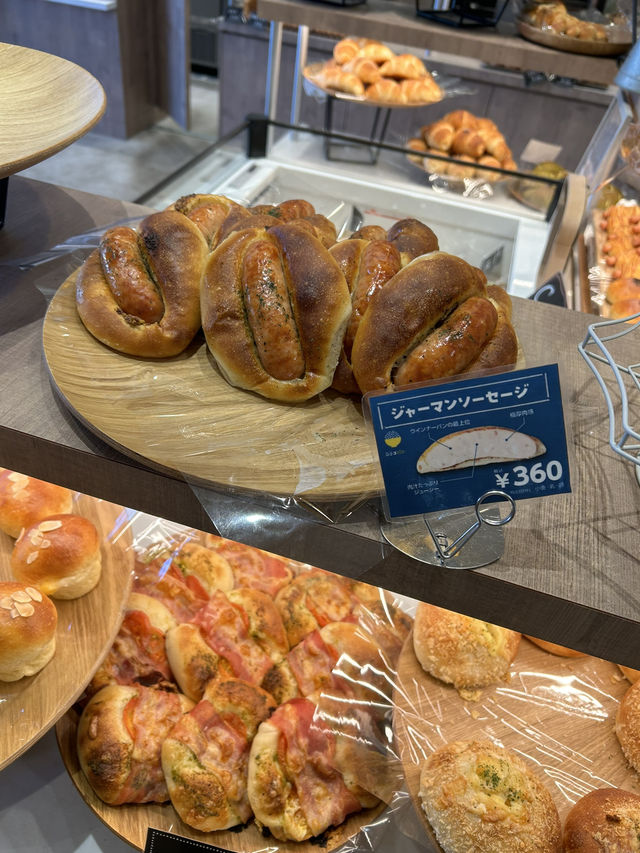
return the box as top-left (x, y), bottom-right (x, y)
top-left (0, 175), bottom-right (639, 670)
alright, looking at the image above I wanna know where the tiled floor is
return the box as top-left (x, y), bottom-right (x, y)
top-left (20, 73), bottom-right (221, 204)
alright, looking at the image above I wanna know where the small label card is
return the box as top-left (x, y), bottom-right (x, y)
top-left (365, 364), bottom-right (571, 519)
top-left (145, 828), bottom-right (234, 853)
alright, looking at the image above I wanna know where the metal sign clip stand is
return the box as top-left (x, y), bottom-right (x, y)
top-left (381, 490), bottom-right (516, 570)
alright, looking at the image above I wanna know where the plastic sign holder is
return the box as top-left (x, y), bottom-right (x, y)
top-left (366, 364), bottom-right (571, 570)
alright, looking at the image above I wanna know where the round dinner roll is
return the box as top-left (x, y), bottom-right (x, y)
top-left (413, 602), bottom-right (521, 693)
top-left (419, 739), bottom-right (562, 853)
top-left (11, 513), bottom-right (102, 599)
top-left (0, 581), bottom-right (57, 681)
top-left (563, 787), bottom-right (640, 851)
top-left (0, 470), bottom-right (73, 538)
top-left (615, 678), bottom-right (640, 773)
top-left (525, 635), bottom-right (585, 657)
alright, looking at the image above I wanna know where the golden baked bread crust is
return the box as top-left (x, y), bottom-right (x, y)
top-left (0, 470), bottom-right (73, 539)
top-left (77, 684), bottom-right (194, 804)
top-left (201, 223), bottom-right (351, 402)
top-left (161, 677), bottom-right (276, 831)
top-left (172, 542), bottom-right (234, 596)
top-left (616, 678), bottom-right (640, 773)
top-left (563, 787), bottom-right (640, 852)
top-left (247, 697), bottom-right (365, 841)
top-left (0, 581), bottom-right (57, 681)
top-left (165, 622), bottom-right (232, 702)
top-left (168, 193), bottom-right (248, 250)
top-left (420, 739), bottom-right (562, 853)
top-left (351, 251), bottom-right (488, 393)
top-left (11, 513), bottom-right (101, 599)
top-left (76, 210), bottom-right (208, 358)
top-left (413, 602), bottom-right (521, 691)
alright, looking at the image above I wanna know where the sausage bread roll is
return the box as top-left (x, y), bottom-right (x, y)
top-left (76, 210), bottom-right (208, 357)
top-left (201, 223), bottom-right (351, 402)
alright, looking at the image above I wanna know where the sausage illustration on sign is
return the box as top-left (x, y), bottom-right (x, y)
top-left (416, 426), bottom-right (546, 473)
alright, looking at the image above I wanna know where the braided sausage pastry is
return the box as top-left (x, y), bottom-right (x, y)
top-left (351, 252), bottom-right (517, 393)
top-left (76, 210), bottom-right (208, 358)
top-left (201, 223), bottom-right (351, 402)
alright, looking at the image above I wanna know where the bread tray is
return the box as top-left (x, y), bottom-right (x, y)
top-left (516, 19), bottom-right (631, 56)
top-left (303, 63), bottom-right (444, 109)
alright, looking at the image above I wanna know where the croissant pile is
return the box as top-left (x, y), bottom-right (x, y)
top-left (598, 204), bottom-right (640, 320)
top-left (407, 109), bottom-right (518, 182)
top-left (307, 36), bottom-right (442, 105)
top-left (523, 2), bottom-right (607, 41)
top-left (75, 192), bottom-right (519, 402)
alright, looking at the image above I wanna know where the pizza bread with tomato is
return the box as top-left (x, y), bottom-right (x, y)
top-left (247, 697), bottom-right (376, 842)
top-left (77, 684), bottom-right (194, 805)
top-left (76, 534), bottom-right (410, 841)
top-left (162, 677), bottom-right (276, 831)
top-left (203, 533), bottom-right (295, 597)
top-left (166, 588), bottom-right (289, 702)
top-left (262, 621), bottom-right (389, 706)
top-left (87, 592), bottom-right (177, 698)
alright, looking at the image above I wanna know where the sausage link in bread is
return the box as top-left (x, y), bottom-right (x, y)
top-left (76, 210), bottom-right (208, 358)
top-left (201, 223), bottom-right (351, 401)
top-left (394, 295), bottom-right (498, 385)
top-left (350, 251), bottom-right (488, 393)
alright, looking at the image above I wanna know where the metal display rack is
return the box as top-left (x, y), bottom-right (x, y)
top-left (578, 312), bottom-right (640, 485)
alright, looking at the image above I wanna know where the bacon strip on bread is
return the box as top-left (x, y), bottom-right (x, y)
top-left (87, 592), bottom-right (177, 698)
top-left (204, 534), bottom-right (294, 597)
top-left (162, 677), bottom-right (276, 831)
top-left (247, 697), bottom-right (365, 841)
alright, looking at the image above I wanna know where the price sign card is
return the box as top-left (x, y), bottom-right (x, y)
top-left (145, 828), bottom-right (232, 852)
top-left (366, 364), bottom-right (571, 519)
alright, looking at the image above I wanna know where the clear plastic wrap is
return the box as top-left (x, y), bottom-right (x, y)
top-left (52, 512), bottom-right (640, 853)
top-left (54, 512), bottom-right (424, 852)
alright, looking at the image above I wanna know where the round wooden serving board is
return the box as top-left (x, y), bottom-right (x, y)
top-left (43, 274), bottom-right (382, 501)
top-left (516, 19), bottom-right (631, 56)
top-left (0, 493), bottom-right (133, 771)
top-left (0, 42), bottom-right (105, 180)
top-left (392, 632), bottom-right (640, 849)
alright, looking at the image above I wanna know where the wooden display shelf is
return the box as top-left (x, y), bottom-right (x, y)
top-left (256, 0), bottom-right (621, 87)
top-left (1, 177), bottom-right (640, 672)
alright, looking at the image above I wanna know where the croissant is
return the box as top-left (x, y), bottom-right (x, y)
top-left (365, 78), bottom-right (405, 104)
top-left (342, 55), bottom-right (382, 84)
top-left (315, 66), bottom-right (365, 96)
top-left (478, 129), bottom-right (510, 162)
top-left (450, 129), bottom-right (486, 159)
top-left (476, 117), bottom-right (499, 134)
top-left (358, 40), bottom-right (395, 63)
top-left (423, 120), bottom-right (455, 152)
top-left (398, 77), bottom-right (442, 103)
top-left (476, 154), bottom-right (503, 182)
top-left (333, 37), bottom-right (362, 65)
top-left (443, 110), bottom-right (479, 131)
top-left (379, 53), bottom-right (427, 79)
top-left (407, 136), bottom-right (429, 166)
top-left (446, 155), bottom-right (477, 180)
